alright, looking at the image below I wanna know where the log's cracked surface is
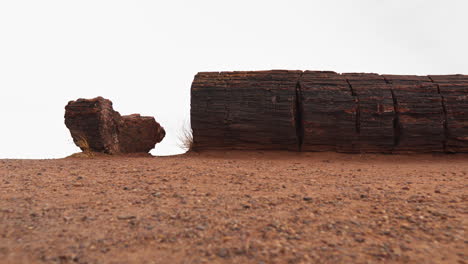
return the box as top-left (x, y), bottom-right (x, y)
top-left (384, 75), bottom-right (445, 152)
top-left (191, 70), bottom-right (468, 153)
top-left (429, 75), bottom-right (468, 152)
top-left (343, 73), bottom-right (394, 153)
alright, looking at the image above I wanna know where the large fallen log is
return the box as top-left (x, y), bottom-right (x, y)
top-left (190, 70), bottom-right (468, 153)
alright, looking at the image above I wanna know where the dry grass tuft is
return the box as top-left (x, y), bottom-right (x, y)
top-left (177, 122), bottom-right (193, 152)
top-left (75, 134), bottom-right (95, 158)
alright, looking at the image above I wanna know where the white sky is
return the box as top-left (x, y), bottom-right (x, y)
top-left (1, 0), bottom-right (467, 158)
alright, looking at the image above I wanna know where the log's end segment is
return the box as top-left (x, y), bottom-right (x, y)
top-left (191, 70), bottom-right (302, 151)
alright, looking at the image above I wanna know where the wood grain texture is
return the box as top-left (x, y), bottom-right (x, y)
top-left (299, 71), bottom-right (358, 152)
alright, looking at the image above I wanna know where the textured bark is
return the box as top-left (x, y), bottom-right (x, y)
top-left (429, 75), bottom-right (468, 152)
top-left (190, 70), bottom-right (468, 153)
top-left (191, 70), bottom-right (301, 151)
top-left (384, 75), bottom-right (445, 152)
top-left (343, 73), bottom-right (394, 153)
top-left (300, 71), bottom-right (357, 152)
top-left (65, 97), bottom-right (165, 154)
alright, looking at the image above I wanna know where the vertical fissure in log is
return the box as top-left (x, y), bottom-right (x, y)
top-left (346, 79), bottom-right (360, 134)
top-left (222, 72), bottom-right (230, 148)
top-left (295, 73), bottom-right (304, 151)
top-left (385, 77), bottom-right (401, 148)
top-left (428, 76), bottom-right (449, 152)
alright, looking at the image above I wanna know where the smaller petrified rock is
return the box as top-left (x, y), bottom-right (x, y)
top-left (65, 97), bottom-right (165, 154)
top-left (65, 97), bottom-right (121, 154)
top-left (119, 114), bottom-right (166, 153)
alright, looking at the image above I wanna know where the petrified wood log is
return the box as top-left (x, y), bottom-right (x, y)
top-left (65, 97), bottom-right (165, 154)
top-left (384, 75), bottom-right (445, 152)
top-left (190, 70), bottom-right (468, 153)
top-left (191, 70), bottom-right (301, 150)
top-left (429, 75), bottom-right (468, 152)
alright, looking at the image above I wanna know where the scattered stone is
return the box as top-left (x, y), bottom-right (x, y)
top-left (117, 215), bottom-right (136, 220)
top-left (216, 248), bottom-right (230, 258)
top-left (196, 225), bottom-right (206, 231)
top-left (242, 204), bottom-right (251, 209)
top-left (355, 238), bottom-right (365, 243)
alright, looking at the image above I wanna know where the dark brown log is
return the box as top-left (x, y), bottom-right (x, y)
top-left (343, 73), bottom-right (395, 152)
top-left (190, 70), bottom-right (468, 153)
top-left (429, 75), bottom-right (468, 152)
top-left (300, 71), bottom-right (358, 152)
top-left (384, 75), bottom-right (445, 152)
top-left (191, 70), bottom-right (302, 150)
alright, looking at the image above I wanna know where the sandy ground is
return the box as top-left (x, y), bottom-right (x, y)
top-left (0, 151), bottom-right (467, 264)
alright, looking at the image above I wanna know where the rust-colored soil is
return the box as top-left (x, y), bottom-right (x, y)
top-left (1, 151), bottom-right (467, 264)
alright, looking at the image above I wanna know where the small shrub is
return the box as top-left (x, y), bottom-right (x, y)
top-left (177, 121), bottom-right (193, 152)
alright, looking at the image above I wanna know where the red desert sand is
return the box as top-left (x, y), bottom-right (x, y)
top-left (0, 151), bottom-right (467, 263)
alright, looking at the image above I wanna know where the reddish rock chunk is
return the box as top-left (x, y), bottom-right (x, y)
top-left (119, 114), bottom-right (166, 153)
top-left (65, 97), bottom-right (165, 154)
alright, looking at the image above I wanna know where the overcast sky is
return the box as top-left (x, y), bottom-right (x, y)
top-left (1, 0), bottom-right (467, 158)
